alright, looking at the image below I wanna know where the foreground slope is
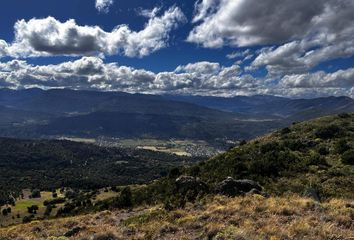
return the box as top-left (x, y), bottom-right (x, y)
top-left (0, 195), bottom-right (353, 239)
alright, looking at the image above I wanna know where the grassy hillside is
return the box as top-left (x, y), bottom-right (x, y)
top-left (188, 113), bottom-right (354, 199)
top-left (119, 113), bottom-right (354, 209)
top-left (0, 195), bottom-right (353, 239)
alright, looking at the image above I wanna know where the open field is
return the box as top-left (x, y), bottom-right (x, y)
top-left (136, 146), bottom-right (191, 156)
top-left (0, 190), bottom-right (59, 227)
top-left (0, 189), bottom-right (119, 227)
top-left (97, 138), bottom-right (225, 157)
top-left (52, 137), bottom-right (225, 157)
top-left (58, 137), bottom-right (96, 144)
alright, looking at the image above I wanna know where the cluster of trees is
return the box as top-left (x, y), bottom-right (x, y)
top-left (27, 205), bottom-right (38, 214)
top-left (0, 138), bottom-right (203, 206)
top-left (2, 207), bottom-right (11, 216)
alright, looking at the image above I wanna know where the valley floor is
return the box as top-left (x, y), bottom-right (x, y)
top-left (0, 195), bottom-right (353, 240)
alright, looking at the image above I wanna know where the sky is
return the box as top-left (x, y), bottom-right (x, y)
top-left (0, 0), bottom-right (354, 98)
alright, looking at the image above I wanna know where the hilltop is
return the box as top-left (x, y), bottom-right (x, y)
top-left (187, 112), bottom-right (354, 199)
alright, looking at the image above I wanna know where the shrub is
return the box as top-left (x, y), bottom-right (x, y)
top-left (338, 113), bottom-right (351, 118)
top-left (30, 189), bottom-right (41, 198)
top-left (314, 125), bottom-right (342, 139)
top-left (239, 140), bottom-right (247, 146)
top-left (341, 150), bottom-right (354, 165)
top-left (93, 233), bottom-right (117, 240)
top-left (283, 140), bottom-right (307, 151)
top-left (334, 139), bottom-right (350, 154)
top-left (189, 165), bottom-right (200, 176)
top-left (22, 215), bottom-right (34, 223)
top-left (317, 146), bottom-right (329, 155)
top-left (168, 167), bottom-right (181, 178)
top-left (280, 127), bottom-right (291, 135)
top-left (27, 205), bottom-right (39, 214)
top-left (2, 208), bottom-right (8, 216)
top-left (307, 152), bottom-right (328, 166)
top-left (119, 187), bottom-right (132, 208)
top-left (111, 187), bottom-right (132, 209)
top-left (43, 197), bottom-right (65, 206)
top-left (44, 205), bottom-right (53, 216)
top-left (65, 190), bottom-right (78, 199)
top-left (56, 202), bottom-right (76, 216)
top-left (260, 142), bottom-right (280, 154)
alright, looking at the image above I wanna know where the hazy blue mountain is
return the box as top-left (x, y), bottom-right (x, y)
top-left (0, 88), bottom-right (353, 141)
top-left (164, 94), bottom-right (354, 120)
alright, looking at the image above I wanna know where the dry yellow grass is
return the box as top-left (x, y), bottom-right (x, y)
top-left (0, 195), bottom-right (353, 240)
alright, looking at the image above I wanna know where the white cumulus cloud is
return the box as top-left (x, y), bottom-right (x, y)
top-left (188, 0), bottom-right (354, 84)
top-left (1, 6), bottom-right (185, 58)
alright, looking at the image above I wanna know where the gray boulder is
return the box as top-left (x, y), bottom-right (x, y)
top-left (246, 188), bottom-right (271, 198)
top-left (175, 175), bottom-right (208, 194)
top-left (304, 187), bottom-right (321, 202)
top-left (247, 188), bottom-right (262, 195)
top-left (216, 177), bottom-right (263, 196)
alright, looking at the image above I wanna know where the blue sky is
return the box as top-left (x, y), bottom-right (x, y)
top-left (0, 0), bottom-right (353, 97)
top-left (0, 0), bottom-right (238, 71)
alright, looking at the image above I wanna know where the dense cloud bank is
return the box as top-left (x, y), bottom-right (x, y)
top-left (0, 57), bottom-right (353, 98)
top-left (188, 0), bottom-right (354, 85)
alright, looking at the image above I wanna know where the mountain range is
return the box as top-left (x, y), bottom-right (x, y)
top-left (1, 88), bottom-right (353, 141)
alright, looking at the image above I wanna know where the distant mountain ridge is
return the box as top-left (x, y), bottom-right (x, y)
top-left (164, 94), bottom-right (354, 119)
top-left (0, 88), bottom-right (353, 141)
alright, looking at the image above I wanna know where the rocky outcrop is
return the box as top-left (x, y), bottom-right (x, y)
top-left (215, 177), bottom-right (266, 197)
top-left (175, 176), bottom-right (268, 197)
top-left (175, 175), bottom-right (208, 194)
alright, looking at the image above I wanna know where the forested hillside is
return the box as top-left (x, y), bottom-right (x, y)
top-left (0, 138), bottom-right (202, 206)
